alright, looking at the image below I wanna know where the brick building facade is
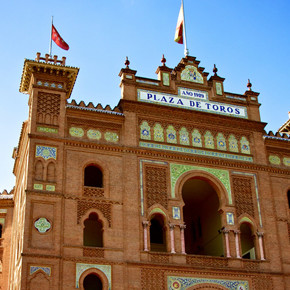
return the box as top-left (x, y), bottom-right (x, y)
top-left (0, 52), bottom-right (289, 289)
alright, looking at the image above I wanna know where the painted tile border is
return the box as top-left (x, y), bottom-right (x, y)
top-left (232, 171), bottom-right (263, 228)
top-left (139, 142), bottom-right (253, 163)
top-left (167, 276), bottom-right (249, 290)
top-left (139, 159), bottom-right (168, 216)
top-left (170, 163), bottom-right (232, 204)
top-left (30, 266), bottom-right (51, 276)
top-left (76, 263), bottom-right (111, 289)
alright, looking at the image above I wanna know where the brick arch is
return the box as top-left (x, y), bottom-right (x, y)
top-left (175, 170), bottom-right (228, 209)
top-left (79, 268), bottom-right (109, 290)
top-left (79, 208), bottom-right (109, 230)
top-left (28, 271), bottom-right (50, 290)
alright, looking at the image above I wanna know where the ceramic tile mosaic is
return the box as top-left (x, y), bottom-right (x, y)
top-left (163, 72), bottom-right (170, 86)
top-left (181, 65), bottom-right (204, 84)
top-left (179, 127), bottom-right (190, 146)
top-left (269, 155), bottom-right (281, 165)
top-left (76, 263), bottom-right (111, 289)
top-left (37, 126), bottom-right (58, 134)
top-left (167, 276), bottom-right (249, 290)
top-left (283, 157), bottom-right (290, 166)
top-left (167, 125), bottom-right (177, 144)
top-left (69, 127), bottom-right (84, 137)
top-left (217, 133), bottom-right (227, 151)
top-left (228, 134), bottom-right (239, 153)
top-left (216, 82), bottom-right (223, 95)
top-left (36, 146), bottom-right (57, 160)
top-left (104, 132), bottom-right (119, 143)
top-left (192, 129), bottom-right (202, 147)
top-left (170, 163), bottom-right (232, 204)
top-left (232, 171), bottom-right (263, 228)
top-left (240, 137), bottom-right (251, 154)
top-left (139, 142), bottom-right (253, 164)
top-left (154, 123), bottom-right (164, 142)
top-left (226, 212), bottom-right (235, 225)
top-left (204, 131), bottom-right (215, 149)
top-left (139, 159), bottom-right (168, 216)
top-left (172, 206), bottom-right (181, 219)
top-left (30, 266), bottom-right (51, 276)
top-left (140, 121), bottom-right (151, 140)
top-left (34, 184), bottom-right (43, 190)
top-left (34, 217), bottom-right (51, 233)
top-left (46, 185), bottom-right (55, 191)
top-left (87, 129), bottom-right (102, 140)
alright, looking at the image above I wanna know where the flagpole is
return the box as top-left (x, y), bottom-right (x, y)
top-left (182, 0), bottom-right (189, 56)
top-left (49, 16), bottom-right (53, 57)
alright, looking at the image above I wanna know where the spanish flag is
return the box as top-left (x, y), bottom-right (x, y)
top-left (174, 2), bottom-right (184, 44)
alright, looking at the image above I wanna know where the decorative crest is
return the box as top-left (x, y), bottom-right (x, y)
top-left (213, 64), bottom-right (218, 76)
top-left (161, 54), bottom-right (166, 66)
top-left (125, 56), bottom-right (130, 68)
top-left (247, 79), bottom-right (252, 91)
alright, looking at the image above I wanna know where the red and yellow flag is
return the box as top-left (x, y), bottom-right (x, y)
top-left (51, 24), bottom-right (69, 50)
top-left (174, 3), bottom-right (184, 44)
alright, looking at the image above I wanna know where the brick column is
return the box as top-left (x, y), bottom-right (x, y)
top-left (142, 221), bottom-right (149, 252)
top-left (180, 224), bottom-right (186, 254)
top-left (234, 230), bottom-right (241, 258)
top-left (257, 232), bottom-right (265, 260)
top-left (169, 224), bottom-right (176, 254)
top-left (222, 228), bottom-right (231, 258)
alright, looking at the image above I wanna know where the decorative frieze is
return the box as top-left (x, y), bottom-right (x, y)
top-left (35, 145), bottom-right (57, 160)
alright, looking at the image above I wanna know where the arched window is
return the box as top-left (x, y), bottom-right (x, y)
top-left (182, 178), bottom-right (223, 257)
top-left (83, 273), bottom-right (102, 290)
top-left (84, 166), bottom-right (103, 188)
top-left (287, 190), bottom-right (290, 209)
top-left (240, 222), bottom-right (256, 259)
top-left (83, 213), bottom-right (103, 247)
top-left (0, 224), bottom-right (2, 238)
top-left (35, 160), bottom-right (44, 181)
top-left (47, 162), bottom-right (55, 182)
top-left (150, 214), bottom-right (167, 252)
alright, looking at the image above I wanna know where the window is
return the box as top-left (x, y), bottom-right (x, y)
top-left (84, 166), bottom-right (103, 188)
top-left (240, 222), bottom-right (256, 259)
top-left (287, 190), bottom-right (290, 209)
top-left (150, 214), bottom-right (167, 252)
top-left (83, 273), bottom-right (102, 290)
top-left (182, 178), bottom-right (223, 256)
top-left (83, 213), bottom-right (103, 247)
top-left (0, 224), bottom-right (2, 238)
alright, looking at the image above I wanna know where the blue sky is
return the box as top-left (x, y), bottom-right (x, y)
top-left (0, 0), bottom-right (289, 191)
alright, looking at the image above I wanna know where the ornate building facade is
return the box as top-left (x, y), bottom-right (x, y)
top-left (0, 52), bottom-right (289, 289)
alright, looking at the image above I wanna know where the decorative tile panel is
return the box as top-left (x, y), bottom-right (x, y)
top-left (104, 132), bottom-right (119, 143)
top-left (69, 127), bottom-right (84, 138)
top-left (167, 276), bottom-right (249, 290)
top-left (34, 217), bottom-right (51, 233)
top-left (228, 134), bottom-right (239, 152)
top-left (283, 157), bottom-right (290, 166)
top-left (226, 212), bottom-right (235, 225)
top-left (46, 185), bottom-right (55, 191)
top-left (179, 127), bottom-right (189, 146)
top-left (240, 136), bottom-right (251, 154)
top-left (167, 125), bottom-right (177, 144)
top-left (140, 142), bottom-right (253, 163)
top-left (140, 121), bottom-right (151, 140)
top-left (172, 206), bottom-right (181, 219)
top-left (76, 263), bottom-right (111, 289)
top-left (170, 163), bottom-right (232, 203)
top-left (154, 123), bottom-right (164, 142)
top-left (204, 131), bottom-right (215, 149)
top-left (35, 146), bottom-right (57, 160)
top-left (30, 266), bottom-right (51, 276)
top-left (34, 184), bottom-right (43, 190)
top-left (162, 72), bottom-right (170, 86)
top-left (37, 126), bottom-right (58, 134)
top-left (87, 129), bottom-right (102, 140)
top-left (217, 133), bottom-right (227, 151)
top-left (269, 155), bottom-right (281, 165)
top-left (191, 129), bottom-right (202, 147)
top-left (216, 82), bottom-right (223, 95)
top-left (181, 65), bottom-right (204, 84)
